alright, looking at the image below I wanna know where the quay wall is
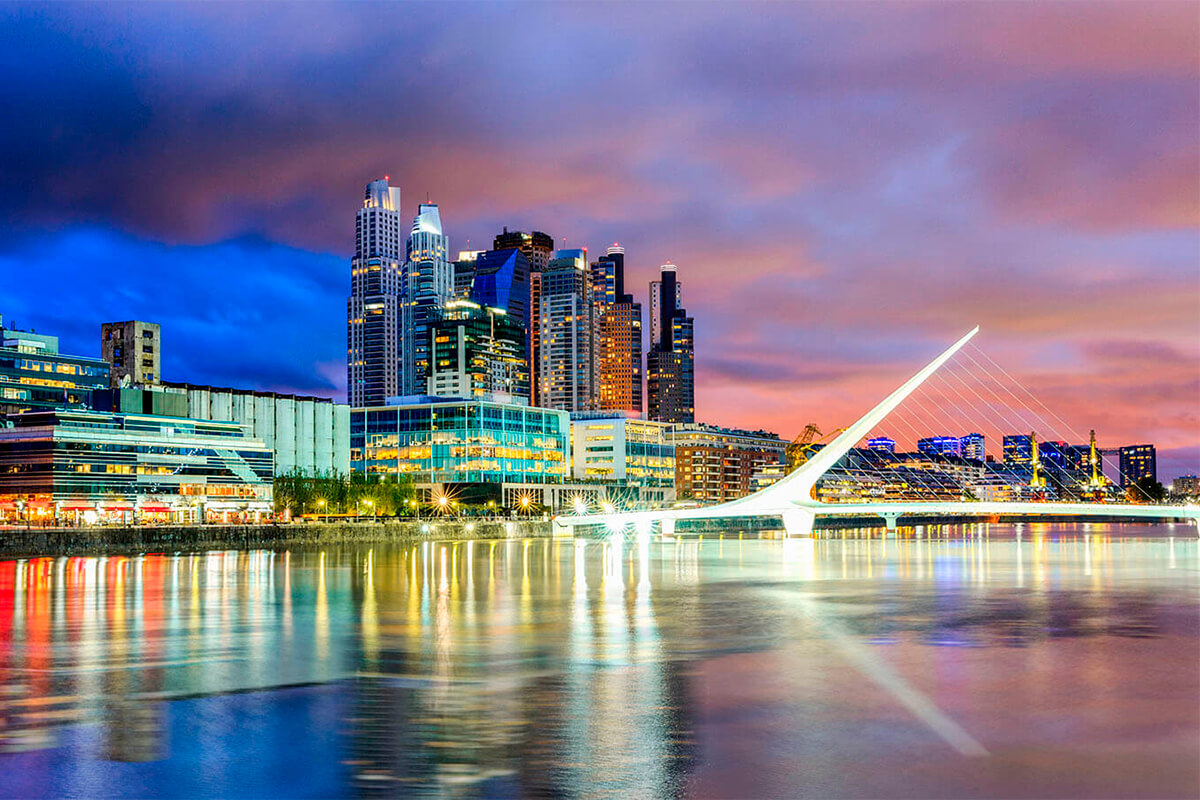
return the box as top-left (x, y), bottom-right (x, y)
top-left (0, 520), bottom-right (555, 559)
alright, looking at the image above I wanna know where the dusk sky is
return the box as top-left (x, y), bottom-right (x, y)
top-left (2, 2), bottom-right (1197, 477)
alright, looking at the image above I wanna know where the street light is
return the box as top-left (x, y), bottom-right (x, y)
top-left (317, 498), bottom-right (326, 523)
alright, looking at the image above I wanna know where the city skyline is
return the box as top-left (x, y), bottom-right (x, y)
top-left (2, 2), bottom-right (1197, 477)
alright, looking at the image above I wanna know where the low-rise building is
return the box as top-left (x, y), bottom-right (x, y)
top-left (0, 409), bottom-right (274, 523)
top-left (0, 322), bottom-right (110, 415)
top-left (569, 411), bottom-right (674, 506)
top-left (352, 397), bottom-right (570, 506)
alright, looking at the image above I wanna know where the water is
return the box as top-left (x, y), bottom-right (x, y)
top-left (1, 523), bottom-right (1197, 798)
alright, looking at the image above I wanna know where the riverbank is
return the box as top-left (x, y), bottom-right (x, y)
top-left (0, 519), bottom-right (557, 558)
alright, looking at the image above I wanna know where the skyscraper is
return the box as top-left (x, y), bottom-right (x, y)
top-left (592, 245), bottom-right (644, 413)
top-left (494, 229), bottom-right (554, 405)
top-left (539, 249), bottom-right (594, 411)
top-left (649, 268), bottom-right (683, 349)
top-left (647, 263), bottom-right (694, 424)
top-left (917, 436), bottom-right (961, 457)
top-left (959, 432), bottom-right (986, 461)
top-left (402, 203), bottom-right (452, 396)
top-left (348, 178), bottom-right (403, 407)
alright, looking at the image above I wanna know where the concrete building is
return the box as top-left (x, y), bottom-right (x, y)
top-left (539, 249), bottom-right (595, 411)
top-left (0, 321), bottom-right (110, 415)
top-left (101, 320), bottom-right (160, 387)
top-left (348, 178), bottom-right (404, 407)
top-left (647, 263), bottom-right (695, 424)
top-left (0, 409), bottom-right (274, 524)
top-left (959, 432), bottom-right (986, 461)
top-left (917, 436), bottom-right (961, 457)
top-left (669, 423), bottom-right (786, 504)
top-left (167, 383), bottom-right (350, 476)
top-left (569, 411), bottom-right (674, 504)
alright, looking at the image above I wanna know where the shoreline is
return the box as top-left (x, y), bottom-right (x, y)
top-left (0, 514), bottom-right (1193, 558)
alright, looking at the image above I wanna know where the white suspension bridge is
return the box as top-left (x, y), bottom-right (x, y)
top-left (555, 327), bottom-right (1200, 537)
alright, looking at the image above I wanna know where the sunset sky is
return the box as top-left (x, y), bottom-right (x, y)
top-left (2, 2), bottom-right (1197, 477)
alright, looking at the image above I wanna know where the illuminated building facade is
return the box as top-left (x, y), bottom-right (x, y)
top-left (0, 323), bottom-right (110, 415)
top-left (494, 228), bottom-right (554, 404)
top-left (669, 423), bottom-right (785, 503)
top-left (348, 178), bottom-right (404, 407)
top-left (101, 320), bottom-right (161, 386)
top-left (959, 432), bottom-right (986, 461)
top-left (402, 203), bottom-right (453, 395)
top-left (1003, 434), bottom-right (1033, 464)
top-left (538, 249), bottom-right (595, 411)
top-left (569, 411), bottom-right (674, 492)
top-left (866, 436), bottom-right (896, 453)
top-left (426, 300), bottom-right (528, 402)
top-left (0, 409), bottom-right (274, 523)
top-left (351, 398), bottom-right (569, 486)
top-left (917, 436), bottom-right (961, 457)
top-left (592, 246), bottom-right (644, 413)
top-left (646, 263), bottom-right (694, 423)
top-left (1118, 444), bottom-right (1156, 487)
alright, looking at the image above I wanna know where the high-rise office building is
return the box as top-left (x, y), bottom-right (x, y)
top-left (348, 178), bottom-right (403, 407)
top-left (646, 263), bottom-right (694, 424)
top-left (101, 320), bottom-right (160, 387)
top-left (427, 300), bottom-right (528, 401)
top-left (649, 268), bottom-right (683, 349)
top-left (494, 229), bottom-right (554, 405)
top-left (1118, 444), bottom-right (1156, 487)
top-left (402, 203), bottom-right (452, 396)
top-left (539, 249), bottom-right (594, 411)
top-left (592, 245), bottom-right (644, 413)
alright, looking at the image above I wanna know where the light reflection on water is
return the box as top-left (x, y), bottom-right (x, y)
top-left (0, 523), bottom-right (1197, 798)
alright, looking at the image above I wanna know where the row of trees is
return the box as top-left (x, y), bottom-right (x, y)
top-left (273, 470), bottom-right (417, 517)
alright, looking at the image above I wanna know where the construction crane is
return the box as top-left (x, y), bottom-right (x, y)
top-left (785, 424), bottom-right (845, 472)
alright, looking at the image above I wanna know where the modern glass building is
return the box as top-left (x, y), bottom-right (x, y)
top-left (1118, 444), bottom-right (1156, 487)
top-left (0, 409), bottom-right (274, 523)
top-left (351, 398), bottom-right (569, 485)
top-left (0, 324), bottom-right (111, 415)
top-left (917, 436), bottom-right (961, 457)
top-left (647, 262), bottom-right (695, 424)
top-left (427, 301), bottom-right (528, 401)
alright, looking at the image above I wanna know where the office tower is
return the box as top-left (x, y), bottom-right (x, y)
top-left (348, 178), bottom-right (403, 407)
top-left (866, 436), bottom-right (896, 454)
top-left (1118, 444), bottom-right (1157, 487)
top-left (649, 267), bottom-right (683, 349)
top-left (470, 249), bottom-right (531, 333)
top-left (494, 229), bottom-right (554, 405)
top-left (917, 436), bottom-right (961, 457)
top-left (592, 245), bottom-right (644, 413)
top-left (959, 432), bottom-right (985, 461)
top-left (402, 203), bottom-right (453, 395)
top-left (539, 249), bottom-right (594, 411)
top-left (646, 263), bottom-right (695, 424)
top-left (493, 228), bottom-right (554, 272)
top-left (101, 320), bottom-right (161, 387)
top-left (452, 252), bottom-right (481, 299)
top-left (427, 300), bottom-right (528, 401)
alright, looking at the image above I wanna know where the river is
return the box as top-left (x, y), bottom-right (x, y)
top-left (1, 522), bottom-right (1197, 798)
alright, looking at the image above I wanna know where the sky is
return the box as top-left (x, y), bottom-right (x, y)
top-left (2, 1), bottom-right (1198, 478)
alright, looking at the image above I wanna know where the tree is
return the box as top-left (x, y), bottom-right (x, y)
top-left (1126, 476), bottom-right (1165, 504)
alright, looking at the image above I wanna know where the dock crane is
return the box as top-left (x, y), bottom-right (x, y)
top-left (785, 424), bottom-right (845, 472)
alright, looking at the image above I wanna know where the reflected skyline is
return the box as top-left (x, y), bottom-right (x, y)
top-left (1, 525), bottom-right (1197, 797)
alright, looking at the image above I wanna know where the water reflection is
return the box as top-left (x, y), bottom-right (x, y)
top-left (0, 524), bottom-right (1196, 798)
